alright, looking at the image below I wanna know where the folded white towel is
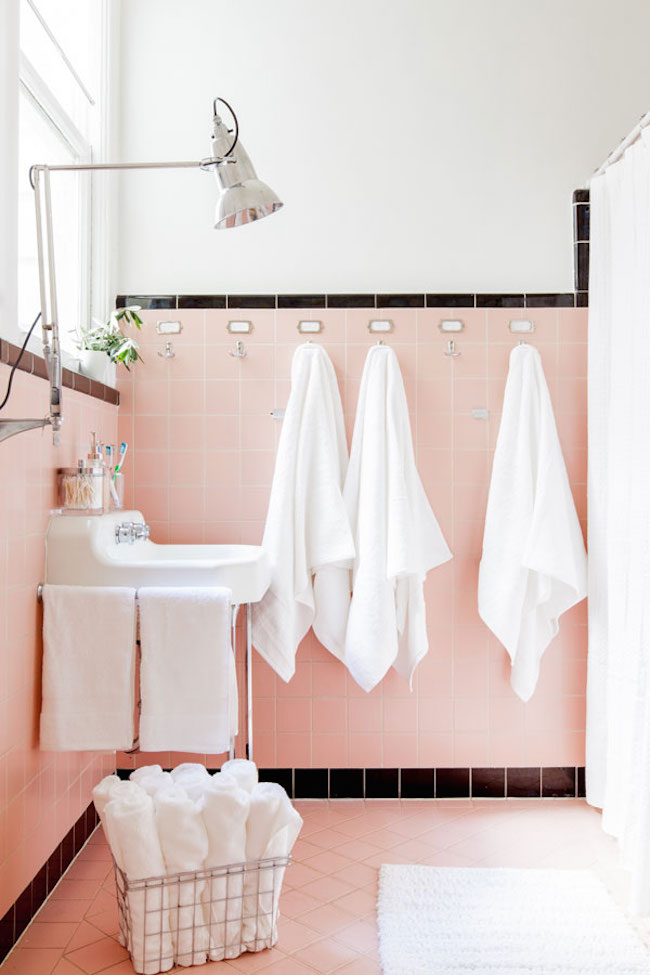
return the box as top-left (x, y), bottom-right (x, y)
top-left (138, 587), bottom-right (235, 753)
top-left (170, 763), bottom-right (212, 803)
top-left (201, 771), bottom-right (251, 960)
top-left (478, 343), bottom-right (587, 701)
top-left (243, 782), bottom-right (303, 950)
top-left (104, 785), bottom-right (174, 974)
top-left (92, 774), bottom-right (124, 825)
top-left (342, 345), bottom-right (452, 691)
top-left (130, 767), bottom-right (174, 798)
top-left (253, 343), bottom-right (355, 680)
top-left (154, 786), bottom-right (209, 967)
top-left (220, 758), bottom-right (258, 794)
top-left (40, 585), bottom-right (137, 750)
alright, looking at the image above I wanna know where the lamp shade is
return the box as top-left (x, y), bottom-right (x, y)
top-left (211, 110), bottom-right (283, 229)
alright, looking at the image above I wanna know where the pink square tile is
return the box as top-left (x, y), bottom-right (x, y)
top-left (312, 734), bottom-right (348, 768)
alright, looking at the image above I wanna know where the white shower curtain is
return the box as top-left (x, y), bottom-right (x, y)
top-left (587, 130), bottom-right (650, 914)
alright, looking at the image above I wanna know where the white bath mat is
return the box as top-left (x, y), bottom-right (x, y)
top-left (377, 865), bottom-right (650, 974)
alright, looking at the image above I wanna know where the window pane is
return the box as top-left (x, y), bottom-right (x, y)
top-left (18, 91), bottom-right (88, 353)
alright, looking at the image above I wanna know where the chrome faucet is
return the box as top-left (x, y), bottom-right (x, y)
top-left (115, 521), bottom-right (151, 545)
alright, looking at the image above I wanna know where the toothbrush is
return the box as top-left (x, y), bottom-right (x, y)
top-left (104, 444), bottom-right (120, 505)
top-left (113, 441), bottom-right (128, 482)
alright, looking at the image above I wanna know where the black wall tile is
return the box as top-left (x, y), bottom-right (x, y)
top-left (117, 295), bottom-right (176, 310)
top-left (542, 766), bottom-right (577, 798)
top-left (506, 767), bottom-right (541, 798)
top-left (294, 768), bottom-right (328, 798)
top-left (426, 294), bottom-right (475, 308)
top-left (576, 291), bottom-right (589, 307)
top-left (436, 768), bottom-right (470, 798)
top-left (476, 294), bottom-right (525, 308)
top-left (259, 768), bottom-right (294, 797)
top-left (327, 294), bottom-right (376, 307)
top-left (365, 768), bottom-right (398, 798)
top-left (573, 204), bottom-right (590, 242)
top-left (46, 846), bottom-right (63, 891)
top-left (471, 768), bottom-right (505, 798)
top-left (574, 243), bottom-right (590, 292)
top-left (0, 907), bottom-right (14, 964)
top-left (227, 295), bottom-right (276, 309)
top-left (573, 188), bottom-right (590, 204)
top-left (278, 295), bottom-right (326, 309)
top-left (400, 768), bottom-right (435, 799)
top-left (14, 885), bottom-right (32, 940)
top-left (178, 295), bottom-right (226, 308)
top-left (577, 767), bottom-right (586, 798)
top-left (525, 293), bottom-right (575, 308)
top-left (31, 865), bottom-right (48, 915)
top-left (330, 768), bottom-right (364, 798)
top-left (377, 294), bottom-right (425, 307)
top-left (61, 826), bottom-right (75, 871)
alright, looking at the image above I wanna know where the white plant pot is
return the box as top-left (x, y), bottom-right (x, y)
top-left (79, 350), bottom-right (117, 387)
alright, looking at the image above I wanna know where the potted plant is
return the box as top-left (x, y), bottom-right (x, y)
top-left (74, 306), bottom-right (144, 385)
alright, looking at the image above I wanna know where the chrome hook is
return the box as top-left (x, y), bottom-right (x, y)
top-left (157, 341), bottom-right (175, 358)
top-left (444, 339), bottom-right (461, 357)
top-left (229, 340), bottom-right (247, 359)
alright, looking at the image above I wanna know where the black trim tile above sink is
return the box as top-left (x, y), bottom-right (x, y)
top-left (426, 294), bottom-right (475, 308)
top-left (116, 294), bottom-right (176, 310)
top-left (227, 294), bottom-right (276, 309)
top-left (259, 768), bottom-right (293, 797)
top-left (178, 294), bottom-right (226, 308)
top-left (525, 293), bottom-right (575, 308)
top-left (436, 768), bottom-right (470, 798)
top-left (330, 768), bottom-right (364, 798)
top-left (506, 767), bottom-right (541, 798)
top-left (365, 768), bottom-right (398, 798)
top-left (542, 766), bottom-right (576, 798)
top-left (277, 294), bottom-right (326, 309)
top-left (400, 768), bottom-right (435, 798)
top-left (471, 768), bottom-right (505, 798)
top-left (377, 293), bottom-right (425, 307)
top-left (476, 294), bottom-right (525, 308)
top-left (294, 768), bottom-right (328, 799)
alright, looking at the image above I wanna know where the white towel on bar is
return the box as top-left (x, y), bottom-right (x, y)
top-left (103, 783), bottom-right (174, 974)
top-left (252, 343), bottom-right (355, 681)
top-left (220, 758), bottom-right (258, 794)
top-left (154, 785), bottom-right (209, 967)
top-left (342, 345), bottom-right (452, 692)
top-left (478, 343), bottom-right (587, 701)
top-left (138, 587), bottom-right (235, 753)
top-left (201, 771), bottom-right (251, 961)
top-left (40, 585), bottom-right (137, 751)
top-left (243, 782), bottom-right (303, 951)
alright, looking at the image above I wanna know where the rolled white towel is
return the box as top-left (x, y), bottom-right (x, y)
top-left (171, 763), bottom-right (211, 802)
top-left (131, 764), bottom-right (164, 782)
top-left (201, 771), bottom-right (250, 960)
top-left (154, 785), bottom-right (209, 967)
top-left (243, 782), bottom-right (303, 951)
top-left (131, 769), bottom-right (174, 798)
top-left (104, 787), bottom-right (174, 974)
top-left (92, 774), bottom-right (123, 825)
top-left (220, 758), bottom-right (258, 794)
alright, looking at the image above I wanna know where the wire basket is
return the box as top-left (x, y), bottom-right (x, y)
top-left (114, 855), bottom-right (291, 974)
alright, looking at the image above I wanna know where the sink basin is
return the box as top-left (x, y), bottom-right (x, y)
top-left (45, 510), bottom-right (271, 604)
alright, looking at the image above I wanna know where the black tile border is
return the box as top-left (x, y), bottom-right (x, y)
top-left (116, 291), bottom-right (584, 311)
top-left (249, 766), bottom-right (585, 800)
top-left (573, 188), bottom-right (590, 297)
top-left (0, 339), bottom-right (120, 407)
top-left (0, 803), bottom-right (99, 964)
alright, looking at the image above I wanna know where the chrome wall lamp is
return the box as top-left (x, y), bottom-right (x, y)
top-left (0, 98), bottom-right (282, 443)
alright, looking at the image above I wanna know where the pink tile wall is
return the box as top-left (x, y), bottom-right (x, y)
top-left (0, 365), bottom-right (117, 916)
top-left (116, 306), bottom-right (587, 772)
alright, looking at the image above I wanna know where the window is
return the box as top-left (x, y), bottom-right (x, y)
top-left (17, 0), bottom-right (110, 355)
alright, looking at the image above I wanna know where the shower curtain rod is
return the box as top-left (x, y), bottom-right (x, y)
top-left (592, 108), bottom-right (650, 180)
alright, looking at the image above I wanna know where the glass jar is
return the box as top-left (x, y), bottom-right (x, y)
top-left (57, 464), bottom-right (105, 514)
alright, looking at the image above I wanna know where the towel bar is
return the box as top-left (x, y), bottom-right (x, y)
top-left (36, 584), bottom-right (255, 763)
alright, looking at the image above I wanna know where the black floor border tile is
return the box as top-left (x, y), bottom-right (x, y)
top-left (471, 767), bottom-right (505, 798)
top-left (365, 768), bottom-right (399, 798)
top-left (436, 768), bottom-right (470, 798)
top-left (506, 767), bottom-right (542, 798)
top-left (294, 768), bottom-right (329, 799)
top-left (542, 766), bottom-right (577, 798)
top-left (330, 768), bottom-right (364, 798)
top-left (400, 768), bottom-right (435, 798)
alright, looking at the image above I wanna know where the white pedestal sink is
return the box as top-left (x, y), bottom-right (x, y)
top-left (43, 510), bottom-right (270, 760)
top-left (45, 509), bottom-right (270, 605)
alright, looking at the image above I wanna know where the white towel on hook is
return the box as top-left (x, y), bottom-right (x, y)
top-left (342, 344), bottom-right (452, 692)
top-left (40, 585), bottom-right (137, 750)
top-left (478, 343), bottom-right (587, 701)
top-left (253, 343), bottom-right (355, 681)
top-left (138, 587), bottom-right (236, 753)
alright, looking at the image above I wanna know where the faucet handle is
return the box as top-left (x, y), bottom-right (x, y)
top-left (115, 521), bottom-right (151, 544)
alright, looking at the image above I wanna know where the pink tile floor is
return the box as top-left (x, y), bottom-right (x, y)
top-left (2, 798), bottom-right (641, 974)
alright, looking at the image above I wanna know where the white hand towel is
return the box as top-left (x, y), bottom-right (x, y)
top-left (40, 585), bottom-right (137, 750)
top-left (138, 587), bottom-right (235, 753)
top-left (220, 758), bottom-right (258, 794)
top-left (243, 782), bottom-right (303, 951)
top-left (154, 786), bottom-right (209, 967)
top-left (201, 771), bottom-right (250, 960)
top-left (478, 343), bottom-right (587, 701)
top-left (170, 763), bottom-right (212, 802)
top-left (252, 343), bottom-right (355, 680)
top-left (104, 786), bottom-right (174, 974)
top-left (342, 345), bottom-right (452, 692)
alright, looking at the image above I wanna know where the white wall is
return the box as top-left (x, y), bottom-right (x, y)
top-left (117, 0), bottom-right (650, 295)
